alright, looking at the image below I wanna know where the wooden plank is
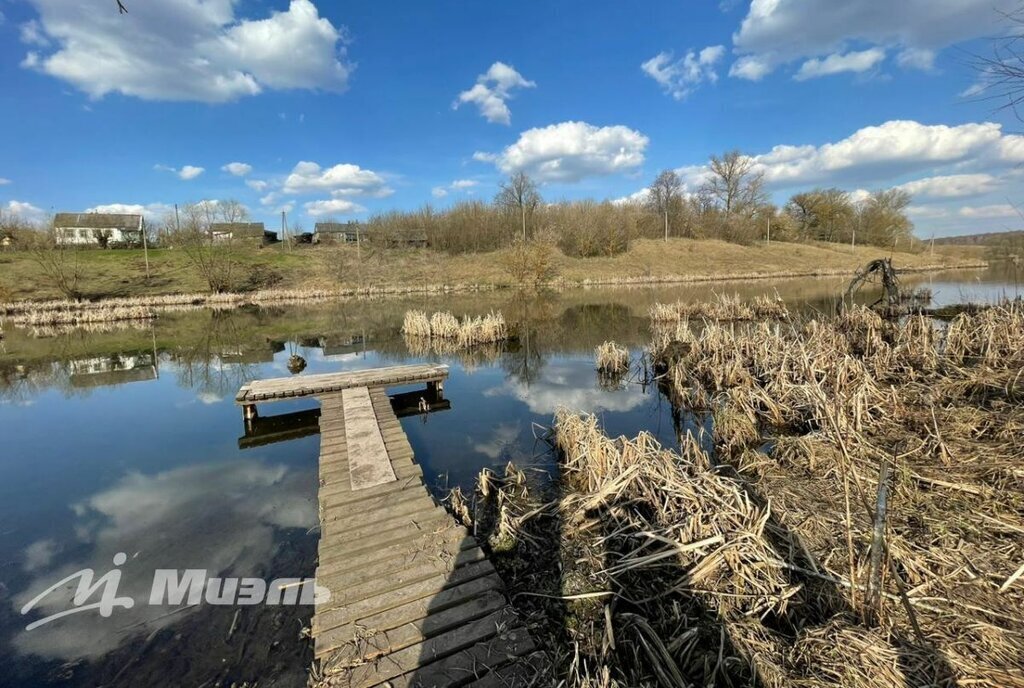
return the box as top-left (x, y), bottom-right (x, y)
top-left (315, 591), bottom-right (508, 660)
top-left (312, 560), bottom-right (497, 634)
top-left (322, 496), bottom-right (442, 531)
top-left (317, 527), bottom-right (475, 575)
top-left (319, 476), bottom-right (425, 510)
top-left (343, 387), bottom-right (397, 490)
top-left (321, 505), bottom-right (444, 542)
top-left (315, 575), bottom-right (506, 662)
top-left (318, 513), bottom-right (456, 561)
top-left (341, 609), bottom-right (523, 688)
top-left (236, 364), bottom-right (449, 404)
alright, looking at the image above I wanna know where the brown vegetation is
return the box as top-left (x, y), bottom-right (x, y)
top-left (453, 304), bottom-right (1024, 688)
top-left (401, 309), bottom-right (509, 349)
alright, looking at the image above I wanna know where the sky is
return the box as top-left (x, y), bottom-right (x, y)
top-left (0, 0), bottom-right (1022, 238)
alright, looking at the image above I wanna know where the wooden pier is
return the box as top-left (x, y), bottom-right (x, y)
top-left (236, 364), bottom-right (543, 687)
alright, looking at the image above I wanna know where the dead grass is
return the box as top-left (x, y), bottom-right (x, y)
top-left (650, 291), bottom-right (789, 322)
top-left (594, 341), bottom-right (630, 375)
top-left (455, 304), bottom-right (1024, 688)
top-left (401, 309), bottom-right (509, 350)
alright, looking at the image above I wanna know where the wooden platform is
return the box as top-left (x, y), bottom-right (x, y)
top-left (235, 363), bottom-right (449, 405)
top-left (298, 382), bottom-right (543, 687)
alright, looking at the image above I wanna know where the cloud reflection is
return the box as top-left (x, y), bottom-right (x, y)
top-left (11, 460), bottom-right (315, 661)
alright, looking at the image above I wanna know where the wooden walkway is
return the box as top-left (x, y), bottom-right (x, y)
top-left (236, 365), bottom-right (543, 687)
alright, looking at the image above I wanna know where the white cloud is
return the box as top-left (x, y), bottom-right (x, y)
top-left (23, 539), bottom-right (59, 572)
top-left (86, 202), bottom-right (174, 220)
top-left (611, 188), bottom-right (651, 205)
top-left (156, 163), bottom-right (205, 180)
top-left (454, 61), bottom-right (535, 125)
top-left (907, 205), bottom-right (951, 219)
top-left (793, 48), bottom-right (886, 81)
top-left (432, 178), bottom-right (480, 199)
top-left (21, 0), bottom-right (351, 103)
top-left (477, 121), bottom-right (649, 183)
top-left (0, 178), bottom-right (10, 185)
top-left (246, 179), bottom-right (269, 192)
top-left (897, 48), bottom-right (937, 71)
top-left (740, 120), bottom-right (1024, 188)
top-left (730, 0), bottom-right (1017, 80)
top-left (4, 200), bottom-right (46, 223)
top-left (179, 165), bottom-right (204, 180)
top-left (896, 173), bottom-right (999, 199)
top-left (283, 161), bottom-right (392, 197)
top-left (958, 204), bottom-right (1018, 219)
top-left (20, 19), bottom-right (49, 47)
top-left (304, 198), bottom-right (366, 217)
top-left (642, 45), bottom-right (725, 99)
top-left (222, 161), bottom-right (252, 176)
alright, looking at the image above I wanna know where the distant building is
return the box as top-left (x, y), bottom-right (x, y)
top-left (313, 222), bottom-right (428, 248)
top-left (313, 221), bottom-right (363, 244)
top-left (209, 222), bottom-right (279, 246)
top-left (53, 213), bottom-right (143, 247)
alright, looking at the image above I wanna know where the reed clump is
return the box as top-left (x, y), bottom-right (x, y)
top-left (649, 291), bottom-right (789, 322)
top-left (401, 309), bottom-right (509, 349)
top-left (594, 341), bottom-right (629, 375)
top-left (9, 304), bottom-right (156, 327)
top-left (457, 304), bottom-right (1024, 688)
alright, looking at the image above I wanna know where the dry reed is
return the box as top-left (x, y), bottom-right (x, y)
top-left (594, 341), bottom-right (630, 375)
top-left (649, 291), bottom-right (789, 322)
top-left (400, 309), bottom-right (509, 349)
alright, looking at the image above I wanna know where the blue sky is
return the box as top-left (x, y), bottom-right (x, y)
top-left (0, 0), bottom-right (1022, 237)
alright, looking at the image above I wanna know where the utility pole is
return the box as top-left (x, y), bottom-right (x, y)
top-left (356, 222), bottom-right (363, 288)
top-left (766, 216), bottom-right (771, 244)
top-left (141, 216), bottom-right (151, 280)
top-left (174, 203), bottom-right (181, 233)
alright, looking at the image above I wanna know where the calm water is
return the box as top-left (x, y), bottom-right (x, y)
top-left (0, 267), bottom-right (1015, 687)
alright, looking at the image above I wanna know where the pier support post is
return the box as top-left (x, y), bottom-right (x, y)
top-left (427, 380), bottom-right (444, 401)
top-left (243, 404), bottom-right (258, 431)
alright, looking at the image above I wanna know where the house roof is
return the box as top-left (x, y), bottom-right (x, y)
top-left (314, 222), bottom-right (363, 234)
top-left (210, 222), bottom-right (266, 238)
top-left (53, 213), bottom-right (142, 231)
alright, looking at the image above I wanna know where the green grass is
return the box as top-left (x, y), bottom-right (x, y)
top-left (0, 240), bottom-right (985, 302)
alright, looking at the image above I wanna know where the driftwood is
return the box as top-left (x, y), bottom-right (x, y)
top-left (842, 258), bottom-right (902, 314)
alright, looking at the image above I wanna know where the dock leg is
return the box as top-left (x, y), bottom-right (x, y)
top-left (243, 404), bottom-right (258, 431)
top-left (427, 380), bottom-right (444, 401)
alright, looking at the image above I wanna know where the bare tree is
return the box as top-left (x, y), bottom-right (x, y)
top-left (702, 150), bottom-right (767, 215)
top-left (496, 172), bottom-right (541, 241)
top-left (26, 226), bottom-right (84, 299)
top-left (647, 170), bottom-right (683, 241)
top-left (971, 9), bottom-right (1024, 120)
top-left (176, 201), bottom-right (248, 292)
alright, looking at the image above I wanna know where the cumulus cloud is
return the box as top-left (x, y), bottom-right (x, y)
top-left (283, 161), bottom-right (392, 197)
top-left (0, 178), bottom-right (10, 185)
top-left (304, 198), bottom-right (366, 217)
top-left (958, 204), bottom-right (1019, 219)
top-left (735, 120), bottom-right (1024, 188)
top-left (896, 173), bottom-right (999, 199)
top-left (794, 48), bottom-right (886, 80)
top-left (642, 46), bottom-right (725, 99)
top-left (156, 163), bottom-right (205, 180)
top-left (246, 179), bottom-right (269, 192)
top-left (907, 205), bottom-right (951, 219)
top-left (730, 0), bottom-right (1017, 80)
top-left (476, 121), bottom-right (649, 183)
top-left (222, 161), bottom-right (252, 176)
top-left (432, 178), bottom-right (479, 198)
top-left (4, 200), bottom-right (46, 222)
top-left (86, 202), bottom-right (174, 220)
top-left (20, 0), bottom-right (351, 102)
top-left (454, 62), bottom-right (535, 125)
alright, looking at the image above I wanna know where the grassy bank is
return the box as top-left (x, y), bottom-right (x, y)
top-left (0, 239), bottom-right (984, 303)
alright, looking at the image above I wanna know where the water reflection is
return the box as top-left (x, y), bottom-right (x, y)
top-left (12, 460), bottom-right (316, 661)
top-left (0, 270), bottom-right (1007, 686)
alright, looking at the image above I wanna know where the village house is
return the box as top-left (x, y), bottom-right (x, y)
top-left (313, 221), bottom-right (362, 244)
top-left (53, 212), bottom-right (144, 248)
top-left (313, 222), bottom-right (428, 248)
top-left (209, 222), bottom-right (279, 246)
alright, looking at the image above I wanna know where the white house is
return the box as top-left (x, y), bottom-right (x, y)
top-left (54, 212), bottom-right (144, 247)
